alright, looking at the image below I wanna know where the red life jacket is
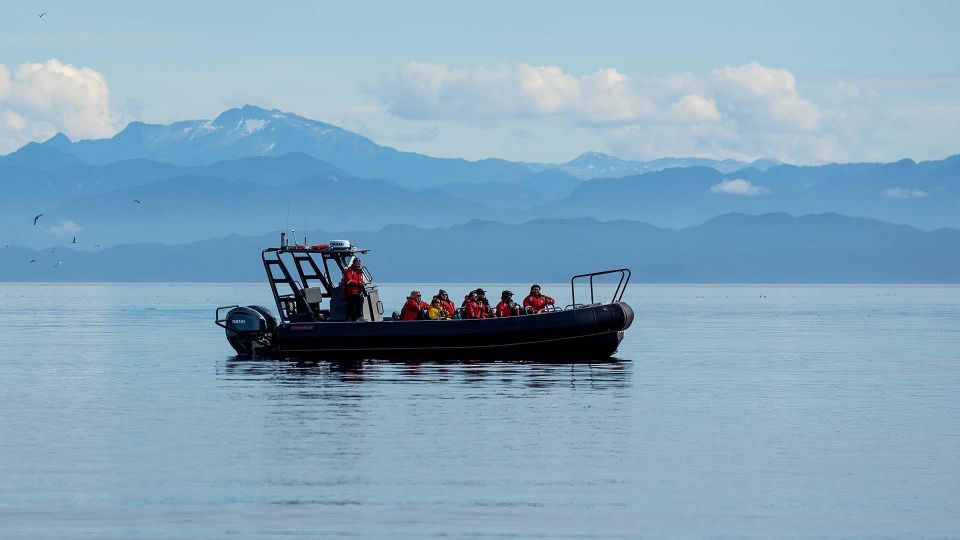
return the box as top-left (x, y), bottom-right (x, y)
top-left (439, 298), bottom-right (456, 316)
top-left (462, 296), bottom-right (483, 319)
top-left (400, 297), bottom-right (429, 320)
top-left (523, 293), bottom-right (555, 313)
top-left (477, 298), bottom-right (492, 318)
top-left (495, 300), bottom-right (514, 318)
top-left (341, 268), bottom-right (364, 297)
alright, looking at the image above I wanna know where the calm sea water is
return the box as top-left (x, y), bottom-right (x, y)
top-left (0, 283), bottom-right (958, 538)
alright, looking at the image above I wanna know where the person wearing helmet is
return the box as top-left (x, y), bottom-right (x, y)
top-left (341, 258), bottom-right (366, 321)
top-left (523, 284), bottom-right (555, 314)
top-left (399, 290), bottom-right (429, 320)
top-left (496, 290), bottom-right (521, 317)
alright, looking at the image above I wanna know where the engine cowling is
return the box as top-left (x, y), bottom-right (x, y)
top-left (224, 305), bottom-right (277, 357)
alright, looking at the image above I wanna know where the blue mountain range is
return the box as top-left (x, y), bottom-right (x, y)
top-left (0, 105), bottom-right (957, 281)
top-left (2, 214), bottom-right (957, 283)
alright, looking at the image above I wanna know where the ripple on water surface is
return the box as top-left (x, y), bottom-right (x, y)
top-left (0, 283), bottom-right (958, 538)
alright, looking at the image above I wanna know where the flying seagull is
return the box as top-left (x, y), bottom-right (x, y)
top-left (33, 213), bottom-right (43, 226)
top-left (72, 236), bottom-right (77, 244)
top-left (96, 242), bottom-right (102, 248)
top-left (39, 12), bottom-right (46, 18)
top-left (133, 199), bottom-right (142, 204)
top-left (55, 259), bottom-right (64, 268)
top-left (30, 259), bottom-right (37, 264)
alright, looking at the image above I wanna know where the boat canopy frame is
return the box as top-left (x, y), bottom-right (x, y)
top-left (262, 245), bottom-right (371, 323)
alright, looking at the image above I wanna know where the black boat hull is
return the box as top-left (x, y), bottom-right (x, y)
top-left (270, 302), bottom-right (634, 361)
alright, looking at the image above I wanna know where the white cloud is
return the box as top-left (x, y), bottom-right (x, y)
top-left (710, 178), bottom-right (769, 196)
top-left (666, 94), bottom-right (720, 124)
top-left (711, 61), bottom-right (821, 132)
top-left (577, 67), bottom-right (654, 123)
top-left (0, 59), bottom-right (119, 153)
top-left (372, 60), bottom-right (842, 162)
top-left (883, 187), bottom-right (928, 199)
top-left (48, 220), bottom-right (83, 237)
top-left (374, 59), bottom-right (821, 133)
top-left (713, 62), bottom-right (798, 98)
top-left (372, 61), bottom-right (653, 125)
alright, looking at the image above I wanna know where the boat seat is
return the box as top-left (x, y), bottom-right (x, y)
top-left (303, 287), bottom-right (324, 305)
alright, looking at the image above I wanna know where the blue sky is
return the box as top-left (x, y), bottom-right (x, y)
top-left (1, 0), bottom-right (958, 162)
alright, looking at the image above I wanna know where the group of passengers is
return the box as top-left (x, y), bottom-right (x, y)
top-left (398, 285), bottom-right (555, 321)
top-left (340, 257), bottom-right (556, 322)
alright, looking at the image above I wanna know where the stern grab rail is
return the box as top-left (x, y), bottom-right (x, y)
top-left (570, 268), bottom-right (631, 307)
top-left (214, 305), bottom-right (239, 329)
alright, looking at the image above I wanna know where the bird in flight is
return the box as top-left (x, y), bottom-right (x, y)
top-left (133, 199), bottom-right (142, 204)
top-left (72, 236), bottom-right (77, 244)
top-left (38, 12), bottom-right (46, 18)
top-left (30, 259), bottom-right (37, 264)
top-left (33, 213), bottom-right (43, 226)
top-left (96, 242), bottom-right (102, 248)
top-left (55, 259), bottom-right (64, 268)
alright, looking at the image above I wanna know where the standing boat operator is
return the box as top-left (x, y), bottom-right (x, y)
top-left (341, 258), bottom-right (367, 321)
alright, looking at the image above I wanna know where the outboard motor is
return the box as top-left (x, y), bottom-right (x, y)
top-left (221, 305), bottom-right (277, 357)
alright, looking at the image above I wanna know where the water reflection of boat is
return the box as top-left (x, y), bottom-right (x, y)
top-left (216, 238), bottom-right (633, 361)
top-left (223, 359), bottom-right (631, 390)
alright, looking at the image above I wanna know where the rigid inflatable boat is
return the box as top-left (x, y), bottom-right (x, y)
top-left (215, 238), bottom-right (633, 361)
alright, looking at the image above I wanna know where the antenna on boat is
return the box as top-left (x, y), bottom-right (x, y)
top-left (303, 201), bottom-right (308, 246)
top-left (286, 199), bottom-right (297, 245)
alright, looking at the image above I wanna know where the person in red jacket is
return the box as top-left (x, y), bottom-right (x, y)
top-left (523, 284), bottom-right (555, 314)
top-left (435, 289), bottom-right (456, 317)
top-left (461, 290), bottom-right (484, 319)
top-left (474, 288), bottom-right (493, 318)
top-left (341, 258), bottom-right (366, 321)
top-left (495, 290), bottom-right (521, 317)
top-left (399, 290), bottom-right (429, 321)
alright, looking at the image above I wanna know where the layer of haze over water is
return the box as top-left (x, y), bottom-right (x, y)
top-left (1, 283), bottom-right (958, 538)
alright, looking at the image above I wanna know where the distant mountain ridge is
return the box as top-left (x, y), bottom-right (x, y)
top-left (536, 156), bottom-right (960, 229)
top-left (12, 104), bottom-right (782, 185)
top-left (30, 105), bottom-right (534, 188)
top-left (2, 146), bottom-right (959, 249)
top-left (2, 213), bottom-right (957, 283)
top-left (1, 104), bottom-right (958, 253)
top-left (524, 151), bottom-right (782, 178)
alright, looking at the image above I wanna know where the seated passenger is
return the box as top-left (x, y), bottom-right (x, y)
top-left (400, 290), bottom-right (429, 321)
top-left (475, 288), bottom-right (493, 318)
top-left (495, 290), bottom-right (522, 317)
top-left (436, 289), bottom-right (456, 316)
top-left (461, 290), bottom-right (484, 320)
top-left (523, 284), bottom-right (556, 313)
top-left (427, 298), bottom-right (450, 320)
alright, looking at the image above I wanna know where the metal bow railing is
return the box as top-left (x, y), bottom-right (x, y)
top-left (570, 268), bottom-right (631, 307)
